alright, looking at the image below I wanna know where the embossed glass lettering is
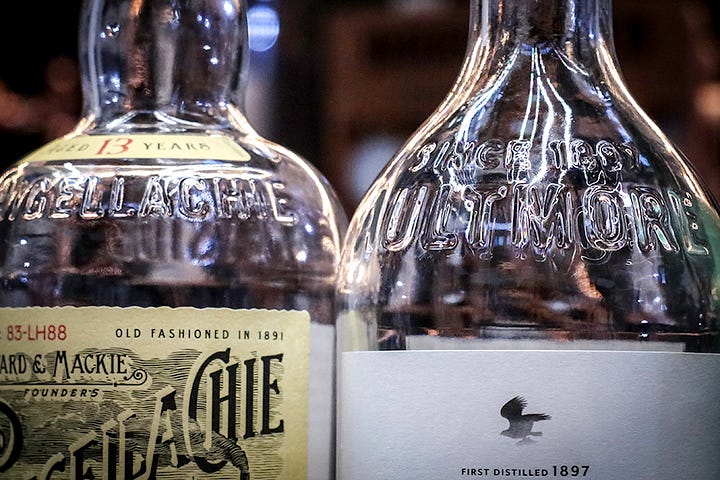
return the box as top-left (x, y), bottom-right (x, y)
top-left (383, 186), bottom-right (429, 252)
top-left (371, 137), bottom-right (709, 261)
top-left (464, 184), bottom-right (508, 253)
top-left (0, 171), bottom-right (297, 225)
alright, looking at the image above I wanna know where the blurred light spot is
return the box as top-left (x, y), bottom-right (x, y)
top-left (223, 0), bottom-right (235, 16)
top-left (102, 23), bottom-right (120, 39)
top-left (696, 82), bottom-right (720, 122)
top-left (248, 5), bottom-right (280, 52)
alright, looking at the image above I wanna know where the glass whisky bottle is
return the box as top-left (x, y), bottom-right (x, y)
top-left (336, 0), bottom-right (720, 478)
top-left (0, 0), bottom-right (346, 479)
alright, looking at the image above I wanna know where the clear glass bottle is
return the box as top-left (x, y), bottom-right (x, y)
top-left (336, 0), bottom-right (720, 479)
top-left (0, 0), bottom-right (346, 478)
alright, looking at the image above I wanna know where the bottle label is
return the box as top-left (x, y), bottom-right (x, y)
top-left (21, 134), bottom-right (251, 162)
top-left (0, 306), bottom-right (310, 479)
top-left (339, 349), bottom-right (720, 480)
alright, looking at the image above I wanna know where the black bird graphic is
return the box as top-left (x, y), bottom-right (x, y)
top-left (500, 396), bottom-right (551, 445)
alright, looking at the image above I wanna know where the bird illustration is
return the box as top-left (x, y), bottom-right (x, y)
top-left (500, 396), bottom-right (551, 445)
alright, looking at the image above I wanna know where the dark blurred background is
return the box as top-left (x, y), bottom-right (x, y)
top-left (1, 0), bottom-right (719, 215)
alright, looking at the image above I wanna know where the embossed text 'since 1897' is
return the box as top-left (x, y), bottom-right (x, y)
top-left (360, 137), bottom-right (709, 260)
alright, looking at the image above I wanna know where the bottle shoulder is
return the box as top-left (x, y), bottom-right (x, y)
top-left (0, 129), bottom-right (347, 308)
top-left (7, 129), bottom-right (344, 217)
top-left (0, 130), bottom-right (347, 267)
top-left (338, 67), bottom-right (720, 343)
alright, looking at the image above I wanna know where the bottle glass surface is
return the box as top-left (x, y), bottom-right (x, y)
top-left (0, 1), bottom-right (347, 478)
top-left (336, 1), bottom-right (720, 479)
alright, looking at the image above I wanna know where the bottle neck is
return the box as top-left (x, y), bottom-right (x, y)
top-left (477, 0), bottom-right (612, 43)
top-left (463, 0), bottom-right (620, 80)
top-left (79, 0), bottom-right (250, 129)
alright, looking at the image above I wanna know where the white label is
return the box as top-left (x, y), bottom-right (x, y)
top-left (339, 350), bottom-right (720, 480)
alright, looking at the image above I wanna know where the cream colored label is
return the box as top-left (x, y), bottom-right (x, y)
top-left (0, 306), bottom-right (308, 479)
top-left (22, 134), bottom-right (251, 162)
